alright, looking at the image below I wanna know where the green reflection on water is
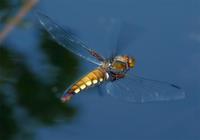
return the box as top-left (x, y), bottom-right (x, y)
top-left (0, 93), bottom-right (18, 140)
top-left (0, 20), bottom-right (79, 140)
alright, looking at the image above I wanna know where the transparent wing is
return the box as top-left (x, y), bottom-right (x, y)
top-left (105, 75), bottom-right (185, 103)
top-left (104, 19), bottom-right (143, 58)
top-left (37, 12), bottom-right (102, 65)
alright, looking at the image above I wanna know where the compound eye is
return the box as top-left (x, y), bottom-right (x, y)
top-left (112, 61), bottom-right (126, 71)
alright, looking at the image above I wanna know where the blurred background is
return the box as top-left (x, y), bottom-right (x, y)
top-left (0, 0), bottom-right (200, 140)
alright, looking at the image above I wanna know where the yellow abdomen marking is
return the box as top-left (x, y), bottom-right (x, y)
top-left (74, 88), bottom-right (80, 93)
top-left (92, 79), bottom-right (98, 84)
top-left (80, 84), bottom-right (86, 90)
top-left (86, 81), bottom-right (92, 86)
top-left (67, 68), bottom-right (106, 94)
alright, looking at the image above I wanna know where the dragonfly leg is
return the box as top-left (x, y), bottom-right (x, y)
top-left (115, 74), bottom-right (125, 80)
top-left (109, 72), bottom-right (125, 81)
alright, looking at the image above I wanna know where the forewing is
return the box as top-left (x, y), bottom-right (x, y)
top-left (105, 75), bottom-right (185, 103)
top-left (37, 12), bottom-right (102, 65)
top-left (105, 19), bottom-right (142, 58)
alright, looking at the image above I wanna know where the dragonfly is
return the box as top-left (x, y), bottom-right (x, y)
top-left (37, 12), bottom-right (185, 103)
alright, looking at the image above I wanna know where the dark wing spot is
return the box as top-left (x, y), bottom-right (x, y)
top-left (170, 84), bottom-right (181, 89)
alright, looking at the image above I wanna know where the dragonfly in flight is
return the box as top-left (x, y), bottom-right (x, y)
top-left (37, 12), bottom-right (185, 103)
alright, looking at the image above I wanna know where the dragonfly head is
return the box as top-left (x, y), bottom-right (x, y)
top-left (111, 55), bottom-right (136, 73)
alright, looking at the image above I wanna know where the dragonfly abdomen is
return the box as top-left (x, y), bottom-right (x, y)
top-left (67, 68), bottom-right (107, 94)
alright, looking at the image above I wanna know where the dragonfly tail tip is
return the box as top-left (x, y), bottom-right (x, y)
top-left (61, 94), bottom-right (73, 103)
